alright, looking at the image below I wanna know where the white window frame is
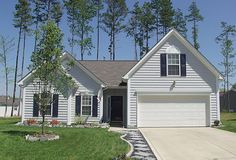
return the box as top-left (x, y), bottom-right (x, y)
top-left (81, 95), bottom-right (93, 116)
top-left (167, 54), bottom-right (181, 76)
top-left (38, 94), bottom-right (53, 117)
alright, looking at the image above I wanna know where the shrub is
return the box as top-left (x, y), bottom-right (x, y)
top-left (75, 116), bottom-right (86, 125)
top-left (26, 119), bottom-right (38, 126)
top-left (50, 119), bottom-right (60, 126)
top-left (214, 120), bottom-right (220, 126)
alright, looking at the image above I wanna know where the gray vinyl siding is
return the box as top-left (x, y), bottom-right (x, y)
top-left (22, 59), bottom-right (101, 124)
top-left (128, 35), bottom-right (219, 127)
top-left (23, 83), bottom-right (68, 123)
top-left (65, 63), bottom-right (101, 123)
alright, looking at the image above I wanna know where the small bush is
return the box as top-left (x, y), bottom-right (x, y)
top-left (50, 119), bottom-right (60, 126)
top-left (26, 119), bottom-right (38, 126)
top-left (214, 120), bottom-right (220, 126)
top-left (75, 116), bottom-right (86, 125)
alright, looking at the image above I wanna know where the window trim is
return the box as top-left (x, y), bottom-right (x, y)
top-left (167, 53), bottom-right (181, 76)
top-left (37, 94), bottom-right (53, 117)
top-left (81, 95), bottom-right (93, 116)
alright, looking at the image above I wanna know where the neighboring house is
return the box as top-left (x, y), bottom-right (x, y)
top-left (220, 89), bottom-right (236, 112)
top-left (18, 29), bottom-right (223, 128)
top-left (0, 96), bottom-right (19, 117)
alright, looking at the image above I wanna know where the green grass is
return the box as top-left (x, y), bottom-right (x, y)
top-left (219, 112), bottom-right (236, 133)
top-left (0, 118), bottom-right (129, 160)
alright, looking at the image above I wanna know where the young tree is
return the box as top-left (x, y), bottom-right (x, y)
top-left (173, 8), bottom-right (187, 38)
top-left (12, 0), bottom-right (30, 117)
top-left (216, 22), bottom-right (236, 112)
top-left (30, 21), bottom-right (75, 134)
top-left (76, 0), bottom-right (97, 60)
top-left (101, 0), bottom-right (128, 60)
top-left (151, 0), bottom-right (161, 42)
top-left (159, 0), bottom-right (174, 34)
top-left (186, 1), bottom-right (203, 50)
top-left (0, 36), bottom-right (14, 117)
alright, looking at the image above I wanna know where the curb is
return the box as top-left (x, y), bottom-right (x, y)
top-left (120, 134), bottom-right (134, 157)
top-left (139, 129), bottom-right (163, 160)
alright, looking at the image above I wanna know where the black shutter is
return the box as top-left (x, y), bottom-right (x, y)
top-left (33, 94), bottom-right (39, 117)
top-left (160, 54), bottom-right (167, 76)
top-left (92, 96), bottom-right (98, 117)
top-left (52, 94), bottom-right (59, 117)
top-left (180, 54), bottom-right (186, 76)
top-left (75, 96), bottom-right (81, 116)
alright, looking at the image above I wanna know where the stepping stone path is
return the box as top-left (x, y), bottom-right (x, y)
top-left (124, 130), bottom-right (157, 160)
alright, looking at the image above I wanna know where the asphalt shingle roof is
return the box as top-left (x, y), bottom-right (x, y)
top-left (78, 60), bottom-right (138, 87)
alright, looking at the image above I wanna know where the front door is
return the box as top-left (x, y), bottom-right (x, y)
top-left (111, 96), bottom-right (123, 122)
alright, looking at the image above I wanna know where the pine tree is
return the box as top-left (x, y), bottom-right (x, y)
top-left (159, 0), bottom-right (174, 34)
top-left (101, 0), bottom-right (128, 60)
top-left (12, 0), bottom-right (31, 116)
top-left (173, 8), bottom-right (187, 38)
top-left (95, 0), bottom-right (103, 60)
top-left (139, 2), bottom-right (155, 54)
top-left (65, 0), bottom-right (78, 57)
top-left (215, 22), bottom-right (236, 112)
top-left (75, 0), bottom-right (97, 60)
top-left (51, 1), bottom-right (63, 26)
top-left (151, 0), bottom-right (161, 42)
top-left (186, 1), bottom-right (203, 50)
top-left (31, 0), bottom-right (46, 52)
top-left (126, 2), bottom-right (141, 60)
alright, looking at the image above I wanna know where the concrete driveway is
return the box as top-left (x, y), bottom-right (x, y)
top-left (140, 128), bottom-right (236, 160)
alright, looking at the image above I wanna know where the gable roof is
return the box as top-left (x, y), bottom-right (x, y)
top-left (79, 60), bottom-right (137, 87)
top-left (123, 28), bottom-right (223, 80)
top-left (18, 52), bottom-right (137, 87)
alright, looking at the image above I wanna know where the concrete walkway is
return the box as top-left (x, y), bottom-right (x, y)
top-left (140, 127), bottom-right (236, 160)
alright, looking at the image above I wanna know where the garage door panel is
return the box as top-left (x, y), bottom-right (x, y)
top-left (138, 95), bottom-right (207, 127)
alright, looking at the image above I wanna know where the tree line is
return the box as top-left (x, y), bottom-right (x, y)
top-left (0, 0), bottom-right (235, 116)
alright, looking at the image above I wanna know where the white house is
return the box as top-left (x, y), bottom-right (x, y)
top-left (0, 96), bottom-right (19, 117)
top-left (18, 29), bottom-right (222, 128)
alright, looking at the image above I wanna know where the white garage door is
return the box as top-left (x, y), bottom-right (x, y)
top-left (137, 95), bottom-right (208, 127)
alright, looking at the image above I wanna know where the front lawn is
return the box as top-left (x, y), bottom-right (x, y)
top-left (0, 118), bottom-right (129, 160)
top-left (219, 112), bottom-right (236, 133)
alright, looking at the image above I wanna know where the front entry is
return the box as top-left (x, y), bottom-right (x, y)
top-left (111, 96), bottom-right (123, 126)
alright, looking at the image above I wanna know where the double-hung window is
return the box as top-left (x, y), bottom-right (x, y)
top-left (167, 54), bottom-right (180, 76)
top-left (81, 95), bottom-right (92, 116)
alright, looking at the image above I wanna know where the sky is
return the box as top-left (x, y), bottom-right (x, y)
top-left (0, 0), bottom-right (236, 96)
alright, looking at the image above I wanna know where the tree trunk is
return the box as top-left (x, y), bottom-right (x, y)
top-left (18, 31), bottom-right (27, 116)
top-left (12, 27), bottom-right (22, 117)
top-left (134, 37), bottom-right (137, 60)
top-left (113, 31), bottom-right (115, 61)
top-left (42, 111), bottom-right (45, 134)
top-left (146, 30), bottom-right (149, 54)
top-left (96, 0), bottom-right (100, 60)
top-left (156, 16), bottom-right (159, 42)
top-left (81, 24), bottom-right (84, 60)
top-left (4, 57), bottom-right (8, 118)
